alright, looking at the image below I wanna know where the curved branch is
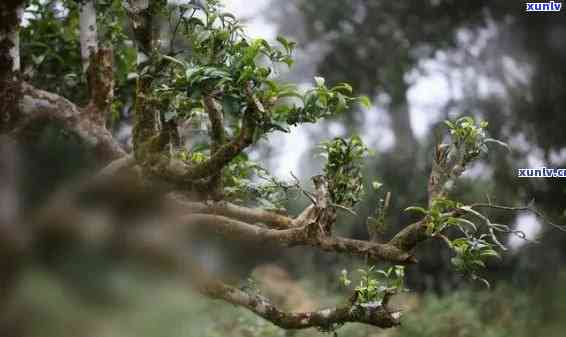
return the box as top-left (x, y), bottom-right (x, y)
top-left (202, 280), bottom-right (401, 329)
top-left (179, 213), bottom-right (414, 264)
top-left (204, 94), bottom-right (226, 198)
top-left (388, 219), bottom-right (428, 253)
top-left (471, 203), bottom-right (566, 233)
top-left (168, 194), bottom-right (295, 229)
top-left (180, 100), bottom-right (257, 180)
top-left (9, 82), bottom-right (125, 162)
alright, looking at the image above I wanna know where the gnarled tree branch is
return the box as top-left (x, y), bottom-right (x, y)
top-left (168, 194), bottom-right (295, 229)
top-left (204, 94), bottom-right (226, 198)
top-left (178, 213), bottom-right (414, 264)
top-left (202, 280), bottom-right (401, 329)
top-left (8, 82), bottom-right (125, 162)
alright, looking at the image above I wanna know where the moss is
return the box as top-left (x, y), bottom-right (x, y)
top-left (86, 49), bottom-right (113, 112)
top-left (132, 76), bottom-right (159, 160)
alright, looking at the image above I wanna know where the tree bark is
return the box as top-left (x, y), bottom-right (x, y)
top-left (79, 0), bottom-right (98, 72)
top-left (0, 1), bottom-right (23, 78)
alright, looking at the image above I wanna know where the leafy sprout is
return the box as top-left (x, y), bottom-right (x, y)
top-left (443, 116), bottom-right (508, 172)
top-left (366, 182), bottom-right (390, 241)
top-left (340, 266), bottom-right (407, 305)
top-left (319, 136), bottom-right (370, 208)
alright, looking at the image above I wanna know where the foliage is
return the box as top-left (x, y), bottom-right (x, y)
top-left (366, 183), bottom-right (390, 240)
top-left (445, 117), bottom-right (489, 160)
top-left (319, 136), bottom-right (370, 208)
top-left (21, 0), bottom-right (84, 102)
top-left (340, 265), bottom-right (406, 305)
top-left (21, 0), bottom-right (136, 122)
top-left (398, 291), bottom-right (508, 337)
top-left (449, 235), bottom-right (499, 279)
top-left (146, 1), bottom-right (368, 150)
top-left (95, 0), bottom-right (137, 123)
top-left (405, 197), bottom-right (503, 287)
top-left (18, 267), bottom-right (566, 337)
top-left (222, 154), bottom-right (300, 208)
top-left (444, 117), bottom-right (508, 166)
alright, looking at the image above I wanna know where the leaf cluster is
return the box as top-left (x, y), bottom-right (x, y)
top-left (444, 116), bottom-right (507, 166)
top-left (222, 154), bottom-right (299, 208)
top-left (405, 198), bottom-right (503, 286)
top-left (340, 265), bottom-right (406, 305)
top-left (21, 0), bottom-right (84, 101)
top-left (319, 136), bottom-right (369, 208)
top-left (450, 235), bottom-right (500, 282)
top-left (144, 2), bottom-right (369, 141)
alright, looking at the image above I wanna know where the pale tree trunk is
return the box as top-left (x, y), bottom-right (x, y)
top-left (0, 1), bottom-right (24, 138)
top-left (0, 1), bottom-right (23, 79)
top-left (9, 7), bottom-right (23, 73)
top-left (79, 0), bottom-right (98, 72)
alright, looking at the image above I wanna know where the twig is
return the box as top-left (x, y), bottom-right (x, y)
top-left (289, 171), bottom-right (317, 205)
top-left (332, 203), bottom-right (358, 216)
top-left (471, 203), bottom-right (566, 233)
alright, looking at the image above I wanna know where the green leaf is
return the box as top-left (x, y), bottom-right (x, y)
top-left (471, 259), bottom-right (486, 268)
top-left (332, 83), bottom-right (353, 94)
top-left (161, 54), bottom-right (186, 67)
top-left (443, 120), bottom-right (455, 129)
top-left (31, 54), bottom-right (46, 65)
top-left (404, 206), bottom-right (428, 215)
top-left (372, 181), bottom-right (383, 191)
top-left (276, 35), bottom-right (296, 53)
top-left (359, 95), bottom-right (371, 109)
top-left (454, 218), bottom-right (478, 232)
top-left (480, 249), bottom-right (501, 259)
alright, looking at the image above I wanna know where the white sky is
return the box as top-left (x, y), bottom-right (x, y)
top-left (508, 214), bottom-right (541, 250)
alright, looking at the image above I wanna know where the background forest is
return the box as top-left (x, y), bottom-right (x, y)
top-left (2, 1), bottom-right (566, 337)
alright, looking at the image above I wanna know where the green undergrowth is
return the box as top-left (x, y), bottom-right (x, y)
top-left (11, 268), bottom-right (566, 337)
